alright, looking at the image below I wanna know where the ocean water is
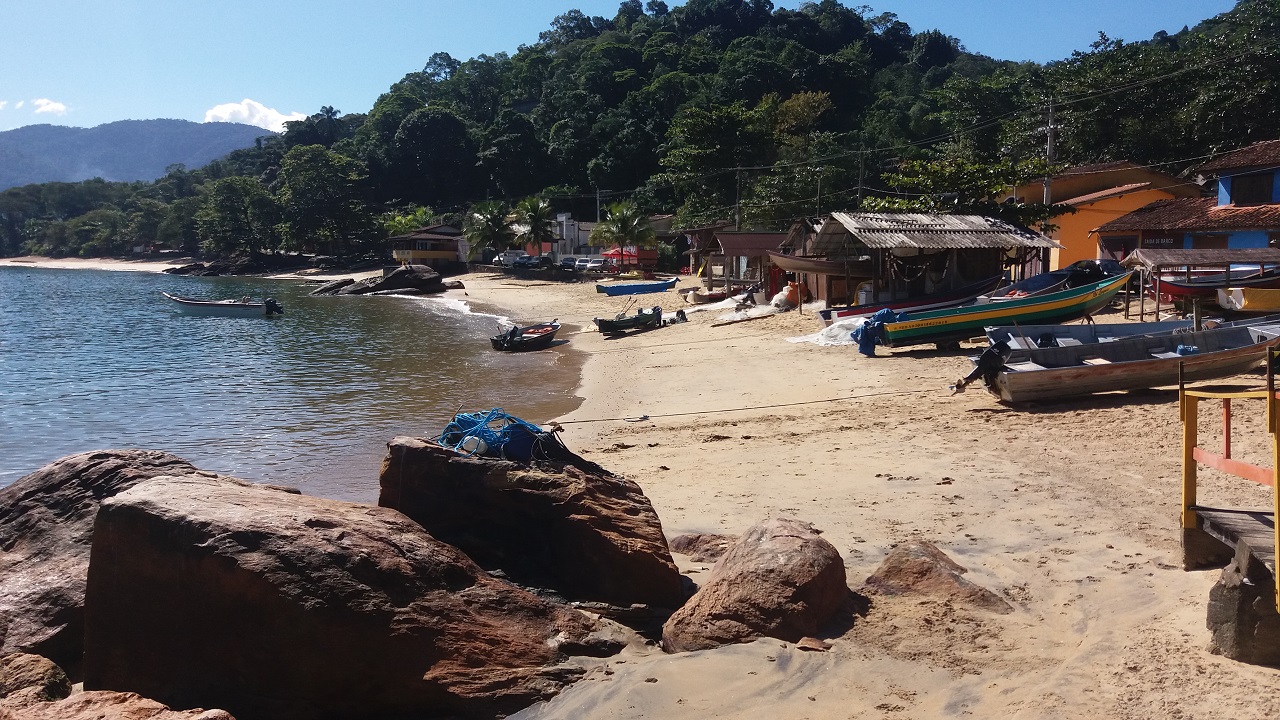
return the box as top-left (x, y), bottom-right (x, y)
top-left (0, 266), bottom-right (582, 501)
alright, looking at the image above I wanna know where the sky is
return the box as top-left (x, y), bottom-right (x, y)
top-left (0, 0), bottom-right (1238, 133)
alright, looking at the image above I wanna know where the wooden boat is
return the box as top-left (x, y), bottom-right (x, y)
top-left (1217, 287), bottom-right (1280, 314)
top-left (595, 277), bottom-right (677, 296)
top-left (162, 291), bottom-right (283, 317)
top-left (878, 272), bottom-right (1132, 347)
top-left (1151, 267), bottom-right (1280, 303)
top-left (594, 306), bottom-right (664, 334)
top-left (490, 320), bottom-right (561, 351)
top-left (819, 275), bottom-right (1004, 326)
top-left (986, 319), bottom-right (1197, 350)
top-left (766, 251), bottom-right (873, 277)
top-left (680, 287), bottom-right (728, 305)
top-left (971, 318), bottom-right (1280, 403)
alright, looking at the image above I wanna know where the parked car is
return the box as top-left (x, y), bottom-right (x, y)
top-left (586, 258), bottom-right (618, 273)
top-left (575, 257), bottom-right (592, 270)
top-left (559, 256), bottom-right (579, 269)
top-left (512, 254), bottom-right (542, 268)
top-left (493, 250), bottom-right (528, 267)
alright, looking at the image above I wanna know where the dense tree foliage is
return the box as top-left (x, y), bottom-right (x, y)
top-left (2, 0), bottom-right (1276, 260)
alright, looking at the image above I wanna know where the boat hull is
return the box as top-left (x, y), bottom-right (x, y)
top-left (1217, 287), bottom-right (1280, 313)
top-left (766, 251), bottom-right (872, 277)
top-left (881, 273), bottom-right (1132, 347)
top-left (162, 292), bottom-right (281, 317)
top-left (490, 322), bottom-right (561, 351)
top-left (594, 310), bottom-right (662, 334)
top-left (596, 278), bottom-right (677, 296)
top-left (820, 275), bottom-right (1004, 326)
top-left (1152, 269), bottom-right (1280, 302)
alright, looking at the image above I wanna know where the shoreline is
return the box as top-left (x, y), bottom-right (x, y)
top-left (8, 255), bottom-right (1280, 716)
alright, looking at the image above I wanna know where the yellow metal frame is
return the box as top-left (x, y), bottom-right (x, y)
top-left (1179, 349), bottom-right (1280, 610)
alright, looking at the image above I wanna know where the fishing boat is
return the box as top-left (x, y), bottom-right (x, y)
top-left (1150, 267), bottom-right (1280, 304)
top-left (594, 306), bottom-right (663, 334)
top-left (1216, 287), bottom-right (1280, 314)
top-left (162, 292), bottom-right (284, 317)
top-left (986, 319), bottom-right (1198, 350)
top-left (766, 250), bottom-right (873, 277)
top-left (878, 272), bottom-right (1132, 348)
top-left (962, 318), bottom-right (1280, 403)
top-left (819, 275), bottom-right (1004, 326)
top-left (490, 320), bottom-right (561, 351)
top-left (680, 287), bottom-right (728, 305)
top-left (595, 277), bottom-right (678, 296)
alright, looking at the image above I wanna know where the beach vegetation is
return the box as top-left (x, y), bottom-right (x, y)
top-left (462, 200), bottom-right (515, 261)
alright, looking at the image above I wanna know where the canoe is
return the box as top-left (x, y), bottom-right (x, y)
top-left (819, 275), bottom-right (1004, 326)
top-left (594, 306), bottom-right (664, 334)
top-left (1217, 287), bottom-right (1280, 314)
top-left (490, 320), bottom-right (561, 351)
top-left (162, 291), bottom-right (283, 317)
top-left (766, 251), bottom-right (873, 277)
top-left (971, 318), bottom-right (1280, 403)
top-left (1151, 267), bottom-right (1280, 303)
top-left (879, 272), bottom-right (1133, 348)
top-left (595, 278), bottom-right (677, 296)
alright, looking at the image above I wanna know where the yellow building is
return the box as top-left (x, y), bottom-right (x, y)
top-left (1009, 162), bottom-right (1202, 269)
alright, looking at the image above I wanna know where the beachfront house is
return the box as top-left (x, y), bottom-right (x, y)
top-left (1007, 162), bottom-right (1200, 270)
top-left (710, 230), bottom-right (788, 295)
top-left (1094, 140), bottom-right (1280, 257)
top-left (774, 212), bottom-right (1060, 308)
top-left (390, 224), bottom-right (466, 269)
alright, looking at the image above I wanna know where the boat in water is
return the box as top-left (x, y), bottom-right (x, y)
top-left (596, 277), bottom-right (678, 296)
top-left (819, 275), bottom-right (1004, 326)
top-left (876, 272), bottom-right (1132, 348)
top-left (957, 317), bottom-right (1280, 403)
top-left (490, 320), bottom-right (561, 352)
top-left (162, 292), bottom-right (284, 317)
top-left (594, 306), bottom-right (664, 334)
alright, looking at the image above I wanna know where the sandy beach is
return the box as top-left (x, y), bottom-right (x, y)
top-left (8, 255), bottom-right (1280, 718)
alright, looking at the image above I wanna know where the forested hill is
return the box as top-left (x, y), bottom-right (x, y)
top-left (3, 0), bottom-right (1277, 260)
top-left (0, 120), bottom-right (269, 190)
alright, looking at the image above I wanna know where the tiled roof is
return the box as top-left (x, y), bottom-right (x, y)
top-left (1198, 140), bottom-right (1280, 174)
top-left (1062, 182), bottom-right (1153, 206)
top-left (1095, 197), bottom-right (1280, 232)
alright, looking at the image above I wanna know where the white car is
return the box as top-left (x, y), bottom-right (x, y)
top-left (575, 257), bottom-right (591, 270)
top-left (493, 250), bottom-right (528, 267)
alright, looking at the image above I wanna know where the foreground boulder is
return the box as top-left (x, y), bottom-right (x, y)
top-left (84, 473), bottom-right (605, 720)
top-left (862, 539), bottom-right (1012, 614)
top-left (379, 438), bottom-right (685, 612)
top-left (0, 450), bottom-right (200, 677)
top-left (1207, 541), bottom-right (1280, 664)
top-left (0, 653), bottom-right (71, 706)
top-left (661, 518), bottom-right (850, 652)
top-left (0, 691), bottom-right (234, 720)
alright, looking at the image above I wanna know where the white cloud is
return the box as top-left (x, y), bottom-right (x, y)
top-left (33, 98), bottom-right (68, 115)
top-left (15, 101), bottom-right (24, 109)
top-left (0, 101), bottom-right (7, 111)
top-left (204, 99), bottom-right (304, 133)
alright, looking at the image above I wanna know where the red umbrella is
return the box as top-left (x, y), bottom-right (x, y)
top-left (601, 246), bottom-right (638, 260)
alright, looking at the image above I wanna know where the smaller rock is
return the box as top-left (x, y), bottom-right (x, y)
top-left (0, 690), bottom-right (234, 719)
top-left (668, 533), bottom-right (736, 564)
top-left (308, 278), bottom-right (354, 295)
top-left (862, 539), bottom-right (1012, 614)
top-left (795, 637), bottom-right (831, 652)
top-left (0, 653), bottom-right (71, 706)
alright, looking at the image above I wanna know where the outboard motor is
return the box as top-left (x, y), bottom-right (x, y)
top-left (264, 298), bottom-right (284, 315)
top-left (952, 340), bottom-right (1013, 394)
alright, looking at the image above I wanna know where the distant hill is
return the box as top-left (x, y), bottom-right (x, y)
top-left (0, 119), bottom-right (271, 190)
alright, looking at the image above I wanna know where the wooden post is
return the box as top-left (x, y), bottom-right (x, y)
top-left (1181, 365), bottom-right (1199, 531)
top-left (1223, 398), bottom-right (1232, 459)
top-left (1271, 348), bottom-right (1280, 612)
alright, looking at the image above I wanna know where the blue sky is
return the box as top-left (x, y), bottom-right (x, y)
top-left (0, 0), bottom-right (1236, 132)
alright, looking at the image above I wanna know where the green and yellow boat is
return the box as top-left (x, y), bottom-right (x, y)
top-left (879, 272), bottom-right (1133, 348)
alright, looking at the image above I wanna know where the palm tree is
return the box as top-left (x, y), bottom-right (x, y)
top-left (590, 201), bottom-right (656, 266)
top-left (462, 200), bottom-right (514, 262)
top-left (512, 197), bottom-right (556, 254)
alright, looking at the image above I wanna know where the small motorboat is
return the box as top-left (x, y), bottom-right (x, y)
top-left (162, 292), bottom-right (283, 317)
top-left (490, 320), bottom-right (561, 351)
top-left (594, 306), bottom-right (663, 335)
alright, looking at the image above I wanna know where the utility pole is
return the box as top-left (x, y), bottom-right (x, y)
top-left (596, 188), bottom-right (602, 223)
top-left (815, 173), bottom-right (822, 216)
top-left (1041, 98), bottom-right (1056, 273)
top-left (856, 148), bottom-right (866, 209)
top-left (734, 170), bottom-right (742, 231)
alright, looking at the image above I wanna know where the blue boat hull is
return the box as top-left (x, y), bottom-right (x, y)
top-left (596, 278), bottom-right (677, 296)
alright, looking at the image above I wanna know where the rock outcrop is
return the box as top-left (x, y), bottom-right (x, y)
top-left (308, 265), bottom-right (445, 295)
top-left (1207, 541), bottom-right (1280, 664)
top-left (669, 533), bottom-right (736, 563)
top-left (0, 653), bottom-right (71, 706)
top-left (83, 473), bottom-right (607, 720)
top-left (1, 691), bottom-right (234, 720)
top-left (0, 450), bottom-right (200, 676)
top-left (661, 518), bottom-right (850, 652)
top-left (862, 539), bottom-right (1012, 613)
top-left (379, 438), bottom-right (686, 611)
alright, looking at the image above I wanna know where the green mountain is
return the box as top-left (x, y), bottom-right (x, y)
top-left (0, 120), bottom-right (270, 190)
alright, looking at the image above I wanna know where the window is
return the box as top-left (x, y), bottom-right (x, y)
top-left (1231, 173), bottom-right (1273, 206)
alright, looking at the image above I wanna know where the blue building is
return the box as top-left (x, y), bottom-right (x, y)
top-left (1095, 140), bottom-right (1280, 257)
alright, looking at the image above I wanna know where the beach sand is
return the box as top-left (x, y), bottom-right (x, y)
top-left (9, 256), bottom-right (1279, 717)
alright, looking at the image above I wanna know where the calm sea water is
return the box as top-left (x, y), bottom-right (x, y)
top-left (0, 267), bottom-right (582, 501)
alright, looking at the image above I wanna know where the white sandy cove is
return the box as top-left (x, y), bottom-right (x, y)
top-left (10, 256), bottom-right (1280, 718)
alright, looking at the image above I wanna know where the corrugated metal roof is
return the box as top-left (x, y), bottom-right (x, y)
top-left (1199, 140), bottom-right (1280, 174)
top-left (1121, 248), bottom-right (1280, 269)
top-left (816, 212), bottom-right (1061, 252)
top-left (713, 232), bottom-right (786, 256)
top-left (1095, 197), bottom-right (1280, 232)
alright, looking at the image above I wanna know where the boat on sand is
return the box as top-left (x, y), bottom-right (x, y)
top-left (490, 320), bottom-right (561, 351)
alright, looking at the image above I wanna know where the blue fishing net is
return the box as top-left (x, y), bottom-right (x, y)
top-left (437, 408), bottom-right (545, 460)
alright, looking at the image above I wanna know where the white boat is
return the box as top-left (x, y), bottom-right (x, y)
top-left (162, 292), bottom-right (284, 317)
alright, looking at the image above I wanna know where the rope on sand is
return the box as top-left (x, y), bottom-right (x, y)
top-left (550, 388), bottom-right (940, 425)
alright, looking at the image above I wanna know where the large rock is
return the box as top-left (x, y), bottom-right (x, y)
top-left (661, 518), bottom-right (850, 652)
top-left (1206, 540), bottom-right (1280, 664)
top-left (0, 450), bottom-right (200, 677)
top-left (336, 265), bottom-right (444, 295)
top-left (862, 539), bottom-right (1012, 614)
top-left (0, 653), bottom-right (71, 706)
top-left (83, 473), bottom-right (606, 720)
top-left (0, 691), bottom-right (234, 720)
top-left (379, 438), bottom-right (685, 611)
